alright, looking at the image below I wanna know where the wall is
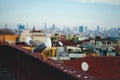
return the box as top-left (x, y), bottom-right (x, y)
top-left (0, 44), bottom-right (77, 80)
top-left (0, 35), bottom-right (18, 44)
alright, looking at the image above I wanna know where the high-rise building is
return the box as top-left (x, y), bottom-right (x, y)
top-left (52, 24), bottom-right (55, 30)
top-left (50, 24), bottom-right (56, 30)
top-left (85, 26), bottom-right (87, 32)
top-left (118, 28), bottom-right (120, 35)
top-left (4, 24), bottom-right (8, 29)
top-left (17, 24), bottom-right (25, 31)
top-left (79, 26), bottom-right (84, 33)
top-left (63, 25), bottom-right (66, 31)
top-left (97, 26), bottom-right (100, 32)
top-left (44, 23), bottom-right (47, 31)
top-left (114, 28), bottom-right (117, 32)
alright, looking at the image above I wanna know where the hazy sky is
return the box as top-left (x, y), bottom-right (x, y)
top-left (0, 0), bottom-right (120, 29)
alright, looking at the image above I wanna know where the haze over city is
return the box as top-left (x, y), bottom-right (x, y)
top-left (0, 0), bottom-right (120, 29)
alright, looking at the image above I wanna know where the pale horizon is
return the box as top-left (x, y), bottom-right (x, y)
top-left (0, 0), bottom-right (120, 30)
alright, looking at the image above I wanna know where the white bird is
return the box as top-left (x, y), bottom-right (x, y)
top-left (30, 34), bottom-right (52, 53)
top-left (24, 36), bottom-right (38, 47)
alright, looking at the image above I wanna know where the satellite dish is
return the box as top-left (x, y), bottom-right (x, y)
top-left (58, 41), bottom-right (63, 46)
top-left (81, 61), bottom-right (89, 71)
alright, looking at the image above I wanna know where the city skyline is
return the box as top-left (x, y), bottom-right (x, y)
top-left (0, 0), bottom-right (120, 29)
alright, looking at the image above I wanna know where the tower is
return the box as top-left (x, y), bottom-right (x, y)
top-left (44, 23), bottom-right (47, 31)
top-left (97, 26), bottom-right (100, 32)
top-left (85, 26), bottom-right (87, 32)
top-left (79, 26), bottom-right (84, 33)
top-left (17, 24), bottom-right (25, 31)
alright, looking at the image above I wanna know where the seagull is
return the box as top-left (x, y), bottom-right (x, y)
top-left (24, 36), bottom-right (38, 47)
top-left (30, 34), bottom-right (52, 53)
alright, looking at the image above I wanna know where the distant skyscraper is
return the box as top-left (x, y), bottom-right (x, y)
top-left (85, 26), bottom-right (87, 32)
top-left (4, 24), bottom-right (8, 29)
top-left (73, 26), bottom-right (78, 32)
top-left (97, 26), bottom-right (100, 32)
top-left (50, 24), bottom-right (56, 30)
top-left (32, 26), bottom-right (35, 31)
top-left (52, 24), bottom-right (55, 30)
top-left (63, 25), bottom-right (66, 31)
top-left (26, 23), bottom-right (29, 30)
top-left (44, 23), bottom-right (47, 31)
top-left (17, 24), bottom-right (25, 31)
top-left (118, 28), bottom-right (120, 35)
top-left (114, 28), bottom-right (117, 32)
top-left (66, 26), bottom-right (71, 32)
top-left (79, 26), bottom-right (84, 33)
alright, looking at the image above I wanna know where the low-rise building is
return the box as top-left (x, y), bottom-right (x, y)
top-left (19, 30), bottom-right (46, 43)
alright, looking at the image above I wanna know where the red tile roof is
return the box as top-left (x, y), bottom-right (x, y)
top-left (59, 39), bottom-right (91, 46)
top-left (59, 40), bottom-right (76, 46)
top-left (64, 56), bottom-right (120, 80)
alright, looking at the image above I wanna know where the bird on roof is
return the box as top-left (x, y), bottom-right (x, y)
top-left (24, 36), bottom-right (38, 47)
top-left (30, 34), bottom-right (52, 53)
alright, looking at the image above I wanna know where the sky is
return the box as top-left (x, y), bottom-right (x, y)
top-left (0, 0), bottom-right (120, 29)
